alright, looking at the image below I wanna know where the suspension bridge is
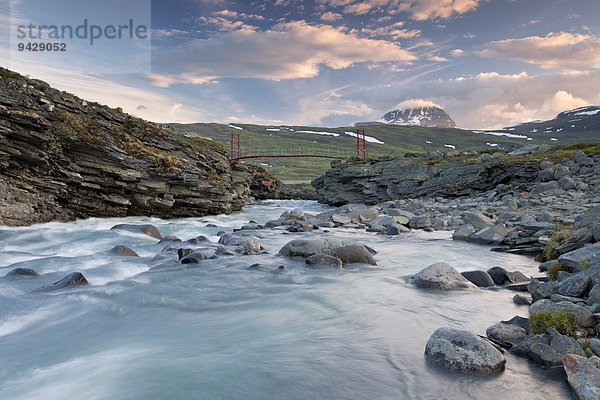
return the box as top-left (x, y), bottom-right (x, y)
top-left (229, 129), bottom-right (368, 161)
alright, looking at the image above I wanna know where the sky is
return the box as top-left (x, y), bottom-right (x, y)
top-left (1, 0), bottom-right (600, 129)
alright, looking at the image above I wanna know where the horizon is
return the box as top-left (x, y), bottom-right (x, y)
top-left (1, 0), bottom-right (599, 130)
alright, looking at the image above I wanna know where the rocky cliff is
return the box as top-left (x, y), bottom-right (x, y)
top-left (0, 68), bottom-right (279, 226)
top-left (312, 151), bottom-right (540, 206)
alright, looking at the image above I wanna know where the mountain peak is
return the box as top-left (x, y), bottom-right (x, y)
top-left (379, 106), bottom-right (458, 128)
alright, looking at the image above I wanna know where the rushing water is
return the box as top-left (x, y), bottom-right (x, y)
top-left (0, 200), bottom-right (572, 399)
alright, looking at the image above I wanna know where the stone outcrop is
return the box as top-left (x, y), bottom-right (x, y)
top-left (0, 68), bottom-right (280, 226)
top-left (312, 154), bottom-right (538, 206)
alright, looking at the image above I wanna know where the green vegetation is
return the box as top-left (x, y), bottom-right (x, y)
top-left (169, 121), bottom-right (600, 181)
top-left (0, 67), bottom-right (51, 91)
top-left (580, 258), bottom-right (592, 271)
top-left (530, 309), bottom-right (578, 337)
top-left (538, 229), bottom-right (573, 262)
top-left (547, 263), bottom-right (563, 281)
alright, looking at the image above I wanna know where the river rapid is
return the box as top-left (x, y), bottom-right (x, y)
top-left (0, 200), bottom-right (572, 399)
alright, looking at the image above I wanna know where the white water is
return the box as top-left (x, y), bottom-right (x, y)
top-left (0, 200), bottom-right (571, 399)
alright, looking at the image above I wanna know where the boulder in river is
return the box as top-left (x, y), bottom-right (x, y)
top-left (486, 323), bottom-right (527, 348)
top-left (306, 254), bottom-right (343, 269)
top-left (31, 272), bottom-right (88, 293)
top-left (6, 267), bottom-right (39, 277)
top-left (411, 262), bottom-right (477, 290)
top-left (110, 224), bottom-right (162, 240)
top-left (238, 239), bottom-right (263, 255)
top-left (334, 245), bottom-right (376, 266)
top-left (461, 270), bottom-right (495, 287)
top-left (110, 245), bottom-right (139, 257)
top-left (181, 252), bottom-right (207, 264)
top-left (424, 327), bottom-right (506, 373)
top-left (279, 238), bottom-right (362, 258)
top-left (563, 354), bottom-right (600, 400)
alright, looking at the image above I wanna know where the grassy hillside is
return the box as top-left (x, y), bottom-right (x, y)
top-left (169, 121), bottom-right (600, 181)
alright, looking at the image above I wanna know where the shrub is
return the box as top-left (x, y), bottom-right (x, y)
top-left (547, 262), bottom-right (563, 281)
top-left (538, 229), bottom-right (573, 262)
top-left (530, 309), bottom-right (577, 337)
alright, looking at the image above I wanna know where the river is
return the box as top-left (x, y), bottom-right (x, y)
top-left (0, 200), bottom-right (572, 399)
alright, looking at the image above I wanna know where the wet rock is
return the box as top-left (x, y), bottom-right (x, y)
top-left (247, 263), bottom-right (270, 271)
top-left (279, 238), bottom-right (362, 258)
top-left (460, 270), bottom-right (495, 287)
top-left (110, 245), bottom-right (139, 257)
top-left (238, 239), bottom-right (262, 255)
top-left (424, 327), bottom-right (506, 373)
top-left (563, 354), bottom-right (600, 400)
top-left (505, 271), bottom-right (529, 284)
top-left (31, 272), bottom-right (88, 293)
top-left (306, 254), bottom-right (343, 269)
top-left (6, 267), bottom-right (39, 277)
top-left (528, 343), bottom-right (563, 369)
top-left (181, 252), bottom-right (206, 264)
top-left (159, 236), bottom-right (181, 243)
top-left (110, 224), bottom-right (162, 240)
top-left (178, 248), bottom-right (195, 260)
top-left (487, 266), bottom-right (509, 285)
top-left (502, 316), bottom-right (530, 334)
top-left (411, 262), bottom-right (477, 290)
top-left (218, 233), bottom-right (245, 247)
top-left (215, 246), bottom-right (234, 256)
top-left (486, 323), bottom-right (527, 348)
top-left (386, 224), bottom-right (410, 235)
top-left (334, 245), bottom-right (377, 266)
top-left (513, 294), bottom-right (531, 306)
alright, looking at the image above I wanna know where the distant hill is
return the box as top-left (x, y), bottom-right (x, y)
top-left (356, 106), bottom-right (457, 128)
top-left (505, 106), bottom-right (600, 139)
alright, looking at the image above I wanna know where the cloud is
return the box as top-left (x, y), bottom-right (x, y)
top-left (542, 90), bottom-right (588, 113)
top-left (151, 20), bottom-right (416, 84)
top-left (360, 22), bottom-right (421, 39)
top-left (214, 10), bottom-right (265, 20)
top-left (428, 55), bottom-right (449, 62)
top-left (346, 70), bottom-right (600, 129)
top-left (450, 49), bottom-right (464, 56)
top-left (394, 99), bottom-right (443, 109)
top-left (479, 32), bottom-right (600, 71)
top-left (320, 11), bottom-right (342, 21)
top-left (316, 0), bottom-right (482, 20)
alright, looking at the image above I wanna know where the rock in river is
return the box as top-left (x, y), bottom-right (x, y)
top-left (306, 254), bottom-right (343, 269)
top-left (6, 268), bottom-right (39, 277)
top-left (411, 262), bottom-right (477, 290)
top-left (486, 323), bottom-right (527, 348)
top-left (461, 270), bottom-right (495, 287)
top-left (334, 245), bottom-right (376, 266)
top-left (31, 272), bottom-right (88, 293)
top-left (425, 327), bottom-right (506, 373)
top-left (111, 224), bottom-right (163, 240)
top-left (110, 245), bottom-right (139, 257)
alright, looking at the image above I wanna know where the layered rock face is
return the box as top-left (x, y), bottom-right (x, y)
top-left (312, 152), bottom-right (538, 206)
top-left (0, 69), bottom-right (278, 226)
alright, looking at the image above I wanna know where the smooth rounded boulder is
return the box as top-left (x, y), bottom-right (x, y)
top-left (411, 262), bottom-right (477, 290)
top-left (461, 270), bottom-right (495, 287)
top-left (110, 224), bottom-right (162, 240)
top-left (110, 245), bottom-right (139, 257)
top-left (334, 245), bottom-right (376, 266)
top-left (486, 323), bottom-right (527, 348)
top-left (31, 272), bottom-right (88, 293)
top-left (6, 267), bottom-right (39, 277)
top-left (425, 327), bottom-right (506, 373)
top-left (306, 254), bottom-right (343, 269)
